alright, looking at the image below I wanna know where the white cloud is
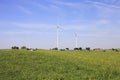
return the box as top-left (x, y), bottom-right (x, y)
top-left (1, 18), bottom-right (120, 40)
top-left (86, 0), bottom-right (120, 9)
top-left (32, 2), bottom-right (49, 10)
top-left (95, 19), bottom-right (110, 25)
top-left (2, 31), bottom-right (35, 35)
top-left (51, 0), bottom-right (86, 9)
top-left (61, 24), bottom-right (88, 31)
top-left (31, 1), bottom-right (62, 12)
top-left (50, 0), bottom-right (120, 10)
top-left (17, 5), bottom-right (32, 15)
top-left (10, 22), bottom-right (55, 29)
top-left (0, 29), bottom-right (57, 36)
top-left (52, 1), bottom-right (77, 7)
top-left (9, 22), bottom-right (89, 31)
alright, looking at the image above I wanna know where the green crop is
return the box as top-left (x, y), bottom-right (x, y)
top-left (0, 49), bottom-right (120, 80)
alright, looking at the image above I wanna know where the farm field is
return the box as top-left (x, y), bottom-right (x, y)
top-left (0, 49), bottom-right (120, 80)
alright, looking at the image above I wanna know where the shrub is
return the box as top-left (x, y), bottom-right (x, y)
top-left (79, 47), bottom-right (82, 50)
top-left (86, 47), bottom-right (90, 51)
top-left (66, 48), bottom-right (69, 50)
top-left (74, 48), bottom-right (79, 50)
top-left (21, 46), bottom-right (27, 49)
top-left (52, 48), bottom-right (58, 50)
top-left (11, 46), bottom-right (19, 49)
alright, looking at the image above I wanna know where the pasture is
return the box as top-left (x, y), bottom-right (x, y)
top-left (0, 49), bottom-right (120, 80)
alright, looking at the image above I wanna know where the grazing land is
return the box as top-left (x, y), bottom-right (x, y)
top-left (0, 49), bottom-right (120, 80)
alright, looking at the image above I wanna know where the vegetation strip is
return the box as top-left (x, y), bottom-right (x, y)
top-left (0, 49), bottom-right (120, 80)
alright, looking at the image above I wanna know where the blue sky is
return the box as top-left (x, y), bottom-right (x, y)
top-left (0, 0), bottom-right (120, 49)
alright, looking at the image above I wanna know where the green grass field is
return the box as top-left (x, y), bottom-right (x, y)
top-left (0, 49), bottom-right (120, 80)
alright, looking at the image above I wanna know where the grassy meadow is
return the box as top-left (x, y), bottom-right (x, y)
top-left (0, 49), bottom-right (120, 80)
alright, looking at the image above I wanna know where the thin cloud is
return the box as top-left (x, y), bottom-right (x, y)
top-left (1, 31), bottom-right (47, 35)
top-left (10, 22), bottom-right (88, 31)
top-left (2, 20), bottom-right (118, 35)
top-left (95, 19), bottom-right (110, 25)
top-left (52, 0), bottom-right (120, 11)
top-left (61, 25), bottom-right (88, 31)
top-left (17, 5), bottom-right (32, 15)
top-left (31, 1), bottom-right (49, 10)
top-left (31, 1), bottom-right (61, 12)
top-left (52, 0), bottom-right (83, 8)
top-left (86, 0), bottom-right (120, 9)
top-left (30, 0), bottom-right (65, 19)
top-left (10, 22), bottom-right (55, 29)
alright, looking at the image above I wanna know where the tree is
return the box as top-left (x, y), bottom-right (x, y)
top-left (74, 48), bottom-right (79, 50)
top-left (86, 47), bottom-right (90, 51)
top-left (112, 48), bottom-right (119, 52)
top-left (79, 47), bottom-right (82, 50)
top-left (66, 48), bottom-right (69, 50)
top-left (21, 46), bottom-right (27, 49)
top-left (52, 47), bottom-right (58, 50)
top-left (11, 46), bottom-right (19, 49)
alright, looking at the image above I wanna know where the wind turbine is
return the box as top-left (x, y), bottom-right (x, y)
top-left (56, 25), bottom-right (64, 50)
top-left (74, 32), bottom-right (78, 48)
top-left (56, 26), bottom-right (59, 50)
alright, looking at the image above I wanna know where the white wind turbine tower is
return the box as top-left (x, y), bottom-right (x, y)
top-left (56, 26), bottom-right (59, 50)
top-left (56, 25), bottom-right (63, 50)
top-left (74, 32), bottom-right (78, 48)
